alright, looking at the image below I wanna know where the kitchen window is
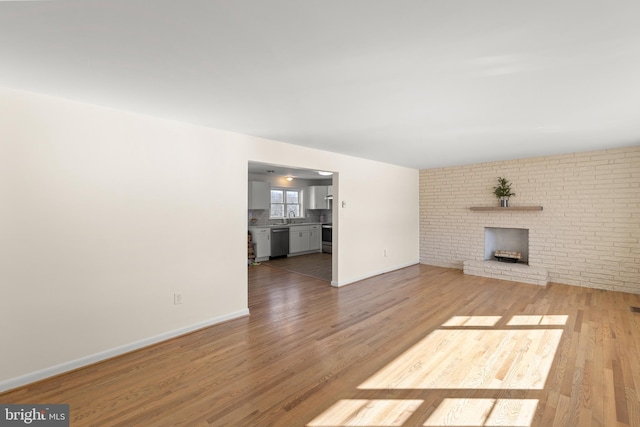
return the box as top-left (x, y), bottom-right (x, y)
top-left (270, 189), bottom-right (302, 219)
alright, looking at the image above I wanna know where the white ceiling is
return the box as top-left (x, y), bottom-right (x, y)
top-left (1, 1), bottom-right (639, 169)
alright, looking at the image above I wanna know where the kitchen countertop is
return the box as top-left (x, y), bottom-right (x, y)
top-left (248, 222), bottom-right (323, 229)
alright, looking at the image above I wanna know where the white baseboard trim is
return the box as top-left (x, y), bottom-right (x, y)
top-left (331, 260), bottom-right (419, 287)
top-left (0, 308), bottom-right (250, 393)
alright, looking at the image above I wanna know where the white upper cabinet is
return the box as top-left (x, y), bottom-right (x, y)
top-left (306, 186), bottom-right (330, 210)
top-left (248, 181), bottom-right (270, 210)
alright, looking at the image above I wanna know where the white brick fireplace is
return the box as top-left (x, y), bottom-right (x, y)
top-left (464, 226), bottom-right (547, 286)
top-left (419, 146), bottom-right (640, 294)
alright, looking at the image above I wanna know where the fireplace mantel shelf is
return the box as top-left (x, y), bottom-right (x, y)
top-left (469, 206), bottom-right (543, 211)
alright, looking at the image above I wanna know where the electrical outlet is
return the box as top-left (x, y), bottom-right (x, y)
top-left (174, 292), bottom-right (183, 305)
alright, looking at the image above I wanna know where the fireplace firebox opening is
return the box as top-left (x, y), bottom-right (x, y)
top-left (484, 227), bottom-right (529, 264)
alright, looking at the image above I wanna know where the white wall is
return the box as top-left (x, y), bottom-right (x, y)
top-left (0, 87), bottom-right (419, 390)
top-left (247, 144), bottom-right (419, 286)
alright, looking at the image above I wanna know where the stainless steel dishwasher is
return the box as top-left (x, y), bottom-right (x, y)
top-left (270, 228), bottom-right (289, 258)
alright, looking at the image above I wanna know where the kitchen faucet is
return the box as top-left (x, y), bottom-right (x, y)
top-left (286, 211), bottom-right (295, 224)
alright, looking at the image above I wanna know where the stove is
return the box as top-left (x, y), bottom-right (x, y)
top-left (322, 224), bottom-right (332, 254)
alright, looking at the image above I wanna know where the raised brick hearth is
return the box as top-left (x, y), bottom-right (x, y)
top-left (463, 260), bottom-right (548, 286)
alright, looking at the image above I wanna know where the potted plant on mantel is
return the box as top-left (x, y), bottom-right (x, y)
top-left (493, 177), bottom-right (515, 207)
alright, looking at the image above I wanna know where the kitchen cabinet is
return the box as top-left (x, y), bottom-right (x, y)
top-left (309, 224), bottom-right (321, 251)
top-left (248, 181), bottom-right (270, 210)
top-left (289, 226), bottom-right (309, 254)
top-left (249, 227), bottom-right (270, 261)
top-left (306, 186), bottom-right (330, 209)
top-left (289, 224), bottom-right (322, 254)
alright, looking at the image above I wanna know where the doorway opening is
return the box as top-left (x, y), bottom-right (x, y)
top-left (247, 161), bottom-right (337, 285)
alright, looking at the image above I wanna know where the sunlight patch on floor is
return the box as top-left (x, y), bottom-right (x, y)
top-left (307, 399), bottom-right (423, 426)
top-left (442, 316), bottom-right (502, 327)
top-left (312, 315), bottom-right (566, 426)
top-left (359, 328), bottom-right (563, 390)
top-left (424, 398), bottom-right (538, 426)
top-left (507, 314), bottom-right (568, 326)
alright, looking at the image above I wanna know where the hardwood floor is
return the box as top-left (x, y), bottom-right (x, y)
top-left (261, 252), bottom-right (332, 282)
top-left (2, 264), bottom-right (640, 426)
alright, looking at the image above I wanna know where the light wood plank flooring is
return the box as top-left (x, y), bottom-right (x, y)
top-left (2, 264), bottom-right (640, 426)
